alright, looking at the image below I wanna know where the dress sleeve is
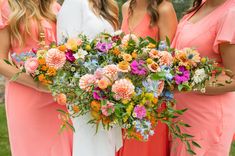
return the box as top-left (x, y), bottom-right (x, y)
top-left (0, 0), bottom-right (10, 29)
top-left (213, 8), bottom-right (235, 54)
top-left (57, 0), bottom-right (83, 44)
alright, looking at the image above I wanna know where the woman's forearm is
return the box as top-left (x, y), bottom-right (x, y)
top-left (0, 60), bottom-right (39, 90)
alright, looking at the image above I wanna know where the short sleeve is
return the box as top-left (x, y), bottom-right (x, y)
top-left (213, 8), bottom-right (235, 53)
top-left (0, 0), bottom-right (10, 29)
top-left (53, 2), bottom-right (61, 14)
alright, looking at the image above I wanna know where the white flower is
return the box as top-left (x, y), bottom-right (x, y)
top-left (73, 49), bottom-right (88, 60)
top-left (113, 30), bottom-right (123, 36)
top-left (192, 69), bottom-right (208, 84)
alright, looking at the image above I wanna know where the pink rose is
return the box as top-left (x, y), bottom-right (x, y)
top-left (25, 58), bottom-right (39, 74)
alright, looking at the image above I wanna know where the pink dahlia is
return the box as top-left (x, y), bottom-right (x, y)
top-left (46, 48), bottom-right (66, 69)
top-left (79, 74), bottom-right (96, 92)
top-left (103, 64), bottom-right (118, 80)
top-left (133, 105), bottom-right (146, 119)
top-left (111, 79), bottom-right (135, 100)
top-left (24, 57), bottom-right (39, 74)
top-left (158, 51), bottom-right (173, 66)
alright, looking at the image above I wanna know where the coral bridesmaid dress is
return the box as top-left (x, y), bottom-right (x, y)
top-left (116, 13), bottom-right (169, 156)
top-left (171, 0), bottom-right (235, 155)
top-left (0, 1), bottom-right (72, 156)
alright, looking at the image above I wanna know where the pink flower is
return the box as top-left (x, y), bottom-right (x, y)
top-left (94, 68), bottom-right (104, 79)
top-left (24, 57), bottom-right (39, 74)
top-left (112, 79), bottom-right (135, 100)
top-left (122, 34), bottom-right (139, 46)
top-left (79, 74), bottom-right (96, 92)
top-left (56, 93), bottom-right (67, 105)
top-left (149, 49), bottom-right (160, 59)
top-left (158, 51), bottom-right (173, 66)
top-left (133, 105), bottom-right (146, 119)
top-left (103, 64), bottom-right (118, 80)
top-left (46, 48), bottom-right (66, 69)
top-left (101, 101), bottom-right (115, 116)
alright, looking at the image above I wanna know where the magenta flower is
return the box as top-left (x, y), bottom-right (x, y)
top-left (93, 87), bottom-right (107, 100)
top-left (133, 105), bottom-right (147, 119)
top-left (130, 60), bottom-right (147, 76)
top-left (65, 50), bottom-right (76, 62)
top-left (96, 42), bottom-right (113, 53)
top-left (174, 66), bottom-right (190, 85)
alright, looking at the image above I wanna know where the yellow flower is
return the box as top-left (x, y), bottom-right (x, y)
top-left (147, 43), bottom-right (156, 48)
top-left (122, 99), bottom-right (129, 104)
top-left (47, 67), bottom-right (57, 76)
top-left (122, 53), bottom-right (132, 62)
top-left (85, 44), bottom-right (91, 51)
top-left (145, 93), bottom-right (154, 101)
top-left (126, 104), bottom-right (134, 115)
top-left (123, 115), bottom-right (129, 122)
top-left (146, 58), bottom-right (153, 64)
top-left (201, 57), bottom-right (207, 64)
top-left (37, 50), bottom-right (47, 58)
top-left (112, 47), bottom-right (121, 56)
top-left (66, 38), bottom-right (78, 51)
top-left (118, 61), bottom-right (130, 72)
top-left (131, 51), bottom-right (138, 59)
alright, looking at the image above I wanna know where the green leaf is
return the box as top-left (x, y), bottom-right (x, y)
top-left (151, 72), bottom-right (166, 80)
top-left (65, 121), bottom-right (75, 132)
top-left (187, 149), bottom-right (196, 155)
top-left (10, 72), bottom-right (21, 81)
top-left (166, 36), bottom-right (171, 47)
top-left (192, 141), bottom-right (201, 148)
top-left (4, 59), bottom-right (12, 66)
top-left (146, 36), bottom-right (157, 44)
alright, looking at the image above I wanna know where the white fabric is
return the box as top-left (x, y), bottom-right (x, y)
top-left (57, 0), bottom-right (123, 156)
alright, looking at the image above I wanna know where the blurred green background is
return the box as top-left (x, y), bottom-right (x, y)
top-left (0, 0), bottom-right (234, 156)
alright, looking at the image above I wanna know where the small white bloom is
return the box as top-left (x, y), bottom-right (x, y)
top-left (73, 49), bottom-right (88, 60)
top-left (200, 88), bottom-right (206, 93)
top-left (113, 30), bottom-right (123, 36)
top-left (192, 68), bottom-right (208, 84)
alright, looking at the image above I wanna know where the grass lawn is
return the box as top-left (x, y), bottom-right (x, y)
top-left (0, 105), bottom-right (234, 156)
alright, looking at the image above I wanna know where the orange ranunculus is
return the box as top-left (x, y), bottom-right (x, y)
top-left (38, 58), bottom-right (46, 65)
top-left (41, 65), bottom-right (48, 71)
top-left (38, 74), bottom-right (46, 82)
top-left (152, 98), bottom-right (158, 104)
top-left (131, 51), bottom-right (138, 59)
top-left (56, 93), bottom-right (67, 105)
top-left (98, 79), bottom-right (109, 90)
top-left (73, 105), bottom-right (80, 113)
top-left (118, 61), bottom-right (130, 72)
top-left (102, 115), bottom-right (111, 125)
top-left (91, 110), bottom-right (101, 121)
top-left (90, 100), bottom-right (101, 112)
top-left (112, 47), bottom-right (121, 56)
top-left (58, 45), bottom-right (67, 52)
top-left (47, 67), bottom-right (57, 76)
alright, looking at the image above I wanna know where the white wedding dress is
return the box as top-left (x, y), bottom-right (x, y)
top-left (57, 0), bottom-right (122, 156)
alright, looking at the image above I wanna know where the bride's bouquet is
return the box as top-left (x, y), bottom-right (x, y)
top-left (7, 31), bottom-right (233, 154)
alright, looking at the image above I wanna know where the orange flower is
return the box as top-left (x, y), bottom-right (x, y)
top-left (90, 100), bottom-right (101, 112)
top-left (47, 67), bottom-right (57, 76)
top-left (73, 105), bottom-right (80, 113)
top-left (147, 43), bottom-right (156, 49)
top-left (118, 61), bottom-right (130, 73)
top-left (131, 51), bottom-right (138, 59)
top-left (38, 58), bottom-right (46, 65)
top-left (152, 98), bottom-right (158, 104)
top-left (56, 93), bottom-right (67, 105)
top-left (98, 79), bottom-right (109, 90)
top-left (58, 45), bottom-right (67, 52)
top-left (122, 53), bottom-right (132, 62)
top-left (41, 65), bottom-right (48, 71)
top-left (91, 110), bottom-right (101, 121)
top-left (102, 115), bottom-right (111, 125)
top-left (112, 47), bottom-right (121, 56)
top-left (38, 74), bottom-right (46, 82)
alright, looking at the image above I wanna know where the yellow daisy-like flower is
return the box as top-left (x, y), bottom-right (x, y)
top-left (147, 43), bottom-right (156, 48)
top-left (122, 53), bottom-right (132, 62)
top-left (118, 61), bottom-right (130, 73)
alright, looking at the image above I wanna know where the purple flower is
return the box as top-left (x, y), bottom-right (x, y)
top-left (174, 66), bottom-right (190, 85)
top-left (130, 60), bottom-right (147, 76)
top-left (96, 42), bottom-right (113, 53)
top-left (133, 105), bottom-right (147, 119)
top-left (65, 50), bottom-right (76, 62)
